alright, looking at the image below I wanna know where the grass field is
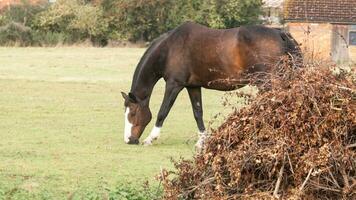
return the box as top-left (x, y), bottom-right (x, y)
top-left (0, 47), bottom-right (241, 199)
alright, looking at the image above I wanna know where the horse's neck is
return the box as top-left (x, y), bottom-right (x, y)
top-left (130, 63), bottom-right (160, 104)
top-left (130, 34), bottom-right (168, 104)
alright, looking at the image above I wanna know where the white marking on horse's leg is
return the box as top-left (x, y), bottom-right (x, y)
top-left (143, 126), bottom-right (161, 146)
top-left (124, 107), bottom-right (133, 143)
top-left (150, 126), bottom-right (161, 139)
top-left (195, 130), bottom-right (207, 150)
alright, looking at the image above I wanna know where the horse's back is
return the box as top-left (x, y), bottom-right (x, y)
top-left (234, 26), bottom-right (287, 72)
top-left (160, 22), bottom-right (299, 89)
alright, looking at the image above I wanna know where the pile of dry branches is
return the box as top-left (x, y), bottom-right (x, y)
top-left (162, 63), bottom-right (355, 199)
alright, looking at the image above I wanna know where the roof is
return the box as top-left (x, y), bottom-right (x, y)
top-left (263, 0), bottom-right (284, 8)
top-left (284, 0), bottom-right (356, 24)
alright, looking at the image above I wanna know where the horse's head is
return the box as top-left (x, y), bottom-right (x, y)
top-left (121, 92), bottom-right (152, 144)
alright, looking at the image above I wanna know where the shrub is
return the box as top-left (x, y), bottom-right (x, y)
top-left (101, 0), bottom-right (263, 42)
top-left (0, 0), bottom-right (264, 45)
top-left (0, 1), bottom-right (47, 26)
top-left (69, 4), bottom-right (109, 45)
top-left (0, 15), bottom-right (7, 26)
top-left (32, 0), bottom-right (109, 45)
top-left (0, 22), bottom-right (32, 46)
top-left (109, 0), bottom-right (177, 41)
top-left (30, 30), bottom-right (67, 46)
top-left (32, 0), bottom-right (79, 33)
top-left (196, 0), bottom-right (263, 28)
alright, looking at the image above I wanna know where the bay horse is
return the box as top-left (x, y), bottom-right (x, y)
top-left (121, 22), bottom-right (300, 147)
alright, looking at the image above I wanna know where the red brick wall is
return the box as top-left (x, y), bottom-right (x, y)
top-left (287, 22), bottom-right (333, 61)
top-left (288, 22), bottom-right (356, 63)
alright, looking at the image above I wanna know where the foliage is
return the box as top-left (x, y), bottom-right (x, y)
top-left (0, 0), bottom-right (264, 45)
top-left (32, 0), bottom-right (79, 32)
top-left (0, 0), bottom-right (47, 46)
top-left (32, 0), bottom-right (108, 45)
top-left (0, 1), bottom-right (47, 26)
top-left (196, 0), bottom-right (263, 28)
top-left (104, 0), bottom-right (263, 41)
top-left (0, 22), bottom-right (32, 46)
top-left (108, 0), bottom-right (176, 41)
top-left (0, 15), bottom-right (7, 26)
top-left (31, 30), bottom-right (67, 46)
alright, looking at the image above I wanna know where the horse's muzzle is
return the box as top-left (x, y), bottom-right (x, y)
top-left (127, 138), bottom-right (139, 145)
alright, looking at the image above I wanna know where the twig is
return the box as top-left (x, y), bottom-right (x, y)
top-left (340, 166), bottom-right (350, 191)
top-left (350, 181), bottom-right (356, 190)
top-left (156, 166), bottom-right (164, 196)
top-left (287, 152), bottom-right (294, 174)
top-left (328, 169), bottom-right (341, 189)
top-left (312, 99), bottom-right (322, 116)
top-left (330, 106), bottom-right (342, 111)
top-left (333, 85), bottom-right (354, 92)
top-left (310, 182), bottom-right (342, 193)
top-left (185, 177), bottom-right (215, 195)
top-left (347, 143), bottom-right (356, 149)
top-left (300, 168), bottom-right (313, 191)
top-left (273, 155), bottom-right (285, 198)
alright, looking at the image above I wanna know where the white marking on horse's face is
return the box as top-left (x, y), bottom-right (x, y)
top-left (124, 107), bottom-right (133, 143)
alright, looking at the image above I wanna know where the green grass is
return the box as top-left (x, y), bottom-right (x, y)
top-left (0, 47), bottom-right (241, 199)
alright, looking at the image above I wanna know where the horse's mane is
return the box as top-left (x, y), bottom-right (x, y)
top-left (130, 31), bottom-right (171, 92)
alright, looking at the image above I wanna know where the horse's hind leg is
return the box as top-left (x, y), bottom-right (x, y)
top-left (143, 81), bottom-right (183, 146)
top-left (186, 87), bottom-right (207, 149)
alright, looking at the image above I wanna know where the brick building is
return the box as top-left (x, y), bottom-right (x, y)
top-left (284, 0), bottom-right (356, 63)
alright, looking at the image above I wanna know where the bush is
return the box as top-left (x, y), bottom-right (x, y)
top-left (31, 30), bottom-right (67, 46)
top-left (196, 0), bottom-right (263, 28)
top-left (0, 0), bottom-right (264, 45)
top-left (109, 0), bottom-right (177, 41)
top-left (102, 0), bottom-right (263, 42)
top-left (0, 1), bottom-right (47, 26)
top-left (0, 22), bottom-right (32, 46)
top-left (32, 0), bottom-right (109, 45)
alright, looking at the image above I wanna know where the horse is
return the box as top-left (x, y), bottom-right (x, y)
top-left (121, 22), bottom-right (300, 147)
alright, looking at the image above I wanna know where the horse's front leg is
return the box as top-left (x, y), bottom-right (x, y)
top-left (187, 87), bottom-right (207, 149)
top-left (143, 81), bottom-right (183, 145)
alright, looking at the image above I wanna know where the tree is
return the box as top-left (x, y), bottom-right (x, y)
top-left (197, 0), bottom-right (263, 29)
top-left (102, 0), bottom-right (263, 42)
top-left (32, 0), bottom-right (108, 44)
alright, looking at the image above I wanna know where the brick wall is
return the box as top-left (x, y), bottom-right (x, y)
top-left (287, 22), bottom-right (333, 61)
top-left (288, 22), bottom-right (356, 63)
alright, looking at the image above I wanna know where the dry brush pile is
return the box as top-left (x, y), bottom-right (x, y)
top-left (162, 63), bottom-right (356, 199)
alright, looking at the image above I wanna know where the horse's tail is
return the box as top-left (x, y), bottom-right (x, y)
top-left (279, 30), bottom-right (303, 63)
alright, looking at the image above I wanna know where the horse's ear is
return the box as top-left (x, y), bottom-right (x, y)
top-left (128, 92), bottom-right (138, 103)
top-left (121, 92), bottom-right (128, 100)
